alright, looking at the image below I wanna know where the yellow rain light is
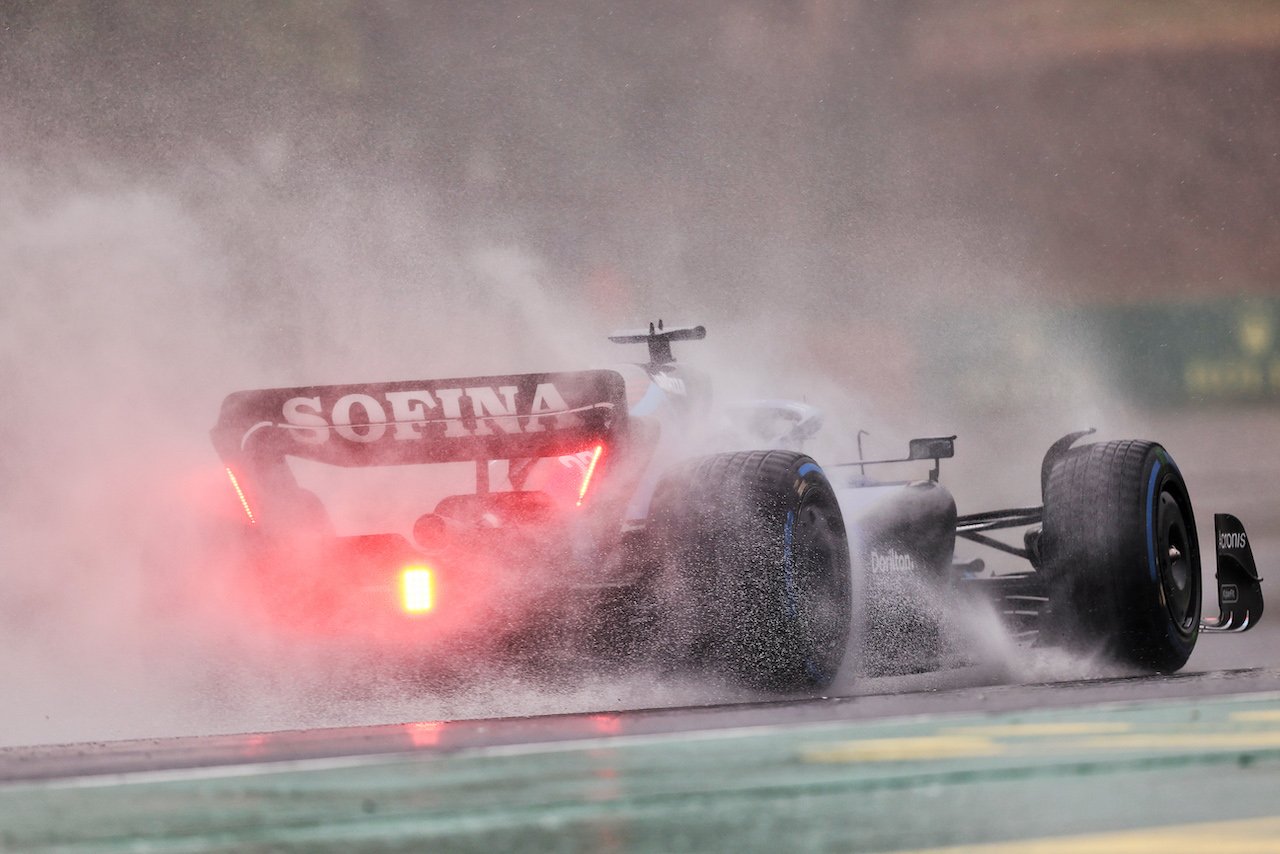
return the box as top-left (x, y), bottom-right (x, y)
top-left (401, 566), bottom-right (434, 613)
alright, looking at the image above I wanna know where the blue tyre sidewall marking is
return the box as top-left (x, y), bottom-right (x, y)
top-left (1146, 460), bottom-right (1161, 586)
top-left (798, 463), bottom-right (822, 478)
top-left (1166, 453), bottom-right (1197, 647)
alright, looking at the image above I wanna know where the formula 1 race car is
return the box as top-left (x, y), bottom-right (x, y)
top-left (210, 322), bottom-right (1265, 689)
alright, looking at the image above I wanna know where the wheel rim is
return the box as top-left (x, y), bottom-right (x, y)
top-left (1155, 486), bottom-right (1197, 633)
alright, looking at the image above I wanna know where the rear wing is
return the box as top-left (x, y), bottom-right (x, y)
top-left (211, 370), bottom-right (628, 468)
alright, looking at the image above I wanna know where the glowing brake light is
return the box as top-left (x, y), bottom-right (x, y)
top-left (577, 445), bottom-right (605, 506)
top-left (401, 566), bottom-right (434, 613)
top-left (225, 468), bottom-right (256, 524)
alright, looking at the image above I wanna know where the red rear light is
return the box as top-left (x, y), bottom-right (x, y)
top-left (401, 566), bottom-right (434, 613)
top-left (577, 444), bottom-right (604, 506)
top-left (226, 468), bottom-right (256, 524)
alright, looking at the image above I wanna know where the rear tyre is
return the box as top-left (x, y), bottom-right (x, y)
top-left (1040, 440), bottom-right (1201, 672)
top-left (646, 450), bottom-right (852, 691)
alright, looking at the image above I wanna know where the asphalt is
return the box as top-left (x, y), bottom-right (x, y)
top-left (2, 662), bottom-right (1279, 786)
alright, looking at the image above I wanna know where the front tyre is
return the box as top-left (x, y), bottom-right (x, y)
top-left (647, 450), bottom-right (852, 692)
top-left (1041, 440), bottom-right (1201, 672)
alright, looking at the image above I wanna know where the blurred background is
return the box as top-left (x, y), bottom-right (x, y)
top-left (1, 0), bottom-right (1278, 744)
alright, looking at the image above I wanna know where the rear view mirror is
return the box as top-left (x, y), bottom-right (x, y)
top-left (908, 436), bottom-right (955, 461)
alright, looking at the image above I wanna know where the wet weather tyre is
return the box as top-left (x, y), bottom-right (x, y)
top-left (1040, 440), bottom-right (1201, 672)
top-left (646, 450), bottom-right (852, 692)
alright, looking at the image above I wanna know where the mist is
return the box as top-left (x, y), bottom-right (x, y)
top-left (2, 1), bottom-right (1278, 747)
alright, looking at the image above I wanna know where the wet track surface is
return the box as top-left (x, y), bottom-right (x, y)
top-left (4, 627), bottom-right (1279, 784)
top-left (2, 619), bottom-right (1279, 852)
top-left (4, 667), bottom-right (1280, 853)
top-left (0, 667), bottom-right (1278, 785)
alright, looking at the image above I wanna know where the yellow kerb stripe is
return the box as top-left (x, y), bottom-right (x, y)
top-left (938, 722), bottom-right (1132, 737)
top-left (871, 815), bottom-right (1280, 854)
top-left (1231, 710), bottom-right (1280, 722)
top-left (802, 736), bottom-right (1003, 763)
